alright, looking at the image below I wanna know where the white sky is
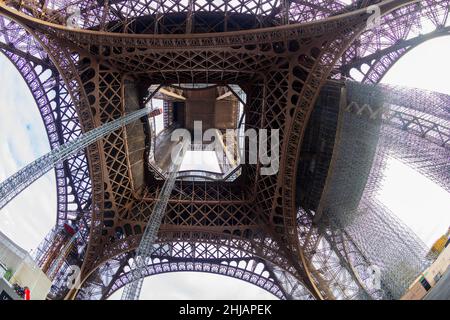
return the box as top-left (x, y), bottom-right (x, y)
top-left (149, 98), bottom-right (164, 136)
top-left (180, 150), bottom-right (221, 172)
top-left (0, 58), bottom-right (56, 253)
top-left (0, 36), bottom-right (449, 299)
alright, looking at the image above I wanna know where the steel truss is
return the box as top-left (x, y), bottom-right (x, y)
top-left (314, 81), bottom-right (443, 299)
top-left (346, 82), bottom-right (450, 192)
top-left (0, 16), bottom-right (93, 250)
top-left (76, 241), bottom-right (314, 300)
top-left (0, 0), bottom-right (449, 300)
top-left (0, 106), bottom-right (154, 210)
top-left (121, 140), bottom-right (186, 300)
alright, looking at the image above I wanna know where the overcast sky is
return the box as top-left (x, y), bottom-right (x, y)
top-left (0, 36), bottom-right (449, 299)
top-left (379, 37), bottom-right (450, 247)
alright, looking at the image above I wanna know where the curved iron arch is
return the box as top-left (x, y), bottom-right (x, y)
top-left (355, 29), bottom-right (450, 84)
top-left (340, 0), bottom-right (450, 84)
top-left (105, 258), bottom-right (286, 300)
top-left (75, 240), bottom-right (315, 300)
top-left (79, 229), bottom-right (303, 285)
top-left (0, 17), bottom-right (92, 253)
top-left (322, 4), bottom-right (450, 297)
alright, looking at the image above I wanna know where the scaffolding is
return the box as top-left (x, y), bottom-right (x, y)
top-left (313, 81), bottom-right (446, 299)
top-left (46, 230), bottom-right (80, 280)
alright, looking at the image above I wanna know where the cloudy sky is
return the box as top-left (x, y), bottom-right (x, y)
top-left (379, 37), bottom-right (450, 247)
top-left (0, 36), bottom-right (449, 299)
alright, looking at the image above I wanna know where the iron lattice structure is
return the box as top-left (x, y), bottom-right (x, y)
top-left (0, 0), bottom-right (449, 300)
top-left (0, 106), bottom-right (160, 210)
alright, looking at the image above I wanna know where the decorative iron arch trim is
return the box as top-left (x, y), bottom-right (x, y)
top-left (340, 1), bottom-right (450, 84)
top-left (0, 18), bottom-right (92, 239)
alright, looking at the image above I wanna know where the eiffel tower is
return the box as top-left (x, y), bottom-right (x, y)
top-left (0, 0), bottom-right (449, 300)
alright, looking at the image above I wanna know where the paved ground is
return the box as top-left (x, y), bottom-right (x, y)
top-left (424, 268), bottom-right (450, 300)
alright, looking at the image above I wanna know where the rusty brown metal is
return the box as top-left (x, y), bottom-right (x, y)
top-left (0, 0), bottom-right (438, 300)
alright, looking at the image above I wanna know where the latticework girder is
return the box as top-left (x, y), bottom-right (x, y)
top-left (121, 140), bottom-right (186, 300)
top-left (77, 237), bottom-right (322, 300)
top-left (0, 0), bottom-right (448, 301)
top-left (312, 81), bottom-right (445, 299)
top-left (0, 15), bottom-right (93, 247)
